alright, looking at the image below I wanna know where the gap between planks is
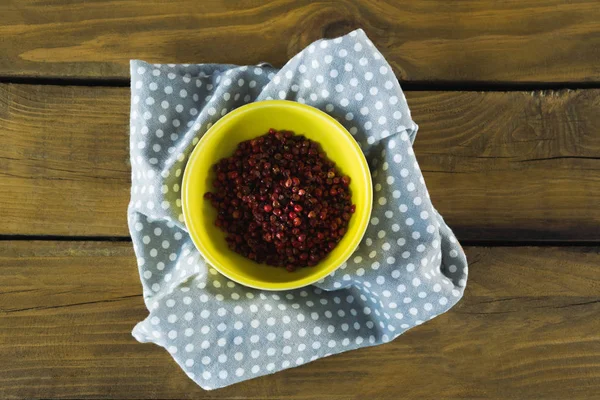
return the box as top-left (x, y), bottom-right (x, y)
top-left (1, 235), bottom-right (600, 247)
top-left (3, 76), bottom-right (600, 92)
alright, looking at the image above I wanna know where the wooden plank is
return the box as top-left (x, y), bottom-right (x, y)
top-left (2, 84), bottom-right (599, 240)
top-left (0, 84), bottom-right (131, 236)
top-left (412, 90), bottom-right (600, 241)
top-left (0, 242), bottom-right (598, 399)
top-left (0, 0), bottom-right (599, 82)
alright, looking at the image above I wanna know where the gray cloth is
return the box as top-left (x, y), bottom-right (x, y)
top-left (129, 29), bottom-right (468, 390)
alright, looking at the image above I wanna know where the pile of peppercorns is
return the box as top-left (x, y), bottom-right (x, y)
top-left (204, 129), bottom-right (355, 271)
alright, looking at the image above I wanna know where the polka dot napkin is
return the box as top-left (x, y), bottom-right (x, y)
top-left (129, 29), bottom-right (468, 390)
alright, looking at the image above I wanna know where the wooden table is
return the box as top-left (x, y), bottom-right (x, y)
top-left (1, 1), bottom-right (599, 399)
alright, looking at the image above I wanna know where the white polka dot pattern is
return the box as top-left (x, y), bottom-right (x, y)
top-left (129, 29), bottom-right (467, 390)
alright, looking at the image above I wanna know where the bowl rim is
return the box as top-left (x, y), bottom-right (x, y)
top-left (182, 100), bottom-right (373, 291)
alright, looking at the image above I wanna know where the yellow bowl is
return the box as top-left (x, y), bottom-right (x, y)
top-left (182, 100), bottom-right (372, 290)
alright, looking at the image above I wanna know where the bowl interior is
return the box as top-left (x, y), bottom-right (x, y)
top-left (182, 100), bottom-right (372, 290)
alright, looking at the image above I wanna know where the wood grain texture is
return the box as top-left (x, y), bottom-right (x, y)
top-left (0, 242), bottom-right (599, 399)
top-left (2, 84), bottom-right (599, 240)
top-left (412, 90), bottom-right (600, 241)
top-left (0, 0), bottom-right (599, 82)
top-left (0, 84), bottom-right (130, 236)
